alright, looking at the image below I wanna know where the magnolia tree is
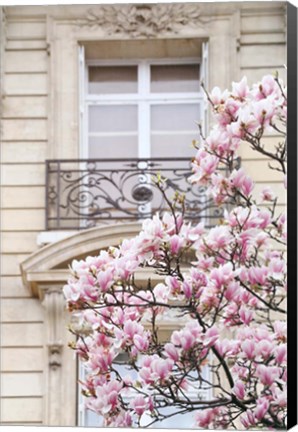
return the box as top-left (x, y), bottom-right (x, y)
top-left (64, 74), bottom-right (287, 429)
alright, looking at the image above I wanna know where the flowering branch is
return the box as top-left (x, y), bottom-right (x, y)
top-left (64, 74), bottom-right (287, 429)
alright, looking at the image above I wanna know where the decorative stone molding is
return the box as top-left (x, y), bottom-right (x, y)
top-left (42, 286), bottom-right (65, 370)
top-left (37, 284), bottom-right (66, 425)
top-left (20, 224), bottom-right (146, 425)
top-left (0, 7), bottom-right (7, 40)
top-left (21, 223), bottom-right (143, 291)
top-left (0, 8), bottom-right (7, 101)
top-left (74, 3), bottom-right (210, 37)
top-left (48, 344), bottom-right (63, 370)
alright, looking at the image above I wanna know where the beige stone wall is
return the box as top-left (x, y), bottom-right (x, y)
top-left (0, 2), bottom-right (286, 426)
top-left (237, 5), bottom-right (286, 215)
top-left (1, 7), bottom-right (48, 426)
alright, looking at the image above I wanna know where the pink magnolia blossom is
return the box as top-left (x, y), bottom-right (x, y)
top-left (268, 258), bottom-right (285, 280)
top-left (153, 283), bottom-right (170, 303)
top-left (169, 234), bottom-right (184, 255)
top-left (260, 186), bottom-right (275, 201)
top-left (63, 281), bottom-right (81, 302)
top-left (133, 334), bottom-right (149, 352)
top-left (210, 262), bottom-right (234, 289)
top-left (162, 212), bottom-right (183, 234)
top-left (255, 339), bottom-right (274, 360)
top-left (97, 268), bottom-right (114, 292)
top-left (195, 408), bottom-right (218, 428)
top-left (224, 281), bottom-right (241, 301)
top-left (229, 168), bottom-right (254, 197)
top-left (253, 74), bottom-right (280, 99)
top-left (92, 379), bottom-right (123, 415)
top-left (254, 97), bottom-right (276, 126)
top-left (191, 150), bottom-right (219, 183)
top-left (180, 331), bottom-right (196, 351)
top-left (225, 98), bottom-right (241, 118)
top-left (107, 410), bottom-right (132, 427)
top-left (182, 280), bottom-right (192, 299)
top-left (130, 395), bottom-right (147, 416)
top-left (139, 356), bottom-right (174, 384)
top-left (215, 339), bottom-right (239, 357)
top-left (204, 326), bottom-right (219, 347)
top-left (205, 226), bottom-right (233, 250)
top-left (274, 344), bottom-right (287, 365)
top-left (182, 221), bottom-right (205, 242)
top-left (256, 365), bottom-right (281, 387)
top-left (87, 347), bottom-right (114, 374)
top-left (241, 339), bottom-right (255, 360)
top-left (240, 410), bottom-right (256, 428)
top-left (239, 306), bottom-right (253, 325)
top-left (254, 398), bottom-right (270, 421)
top-left (232, 380), bottom-right (246, 400)
top-left (232, 76), bottom-right (249, 99)
top-left (123, 320), bottom-right (146, 340)
top-left (209, 86), bottom-right (229, 105)
top-left (164, 343), bottom-right (180, 362)
top-left (248, 266), bottom-right (268, 286)
top-left (114, 256), bottom-right (139, 280)
top-left (273, 390), bottom-right (287, 408)
top-left (236, 105), bottom-right (258, 134)
top-left (274, 321), bottom-right (287, 342)
top-left (165, 276), bottom-right (182, 296)
top-left (205, 128), bottom-right (235, 155)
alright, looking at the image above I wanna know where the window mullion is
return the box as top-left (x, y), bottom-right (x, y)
top-left (138, 61), bottom-right (151, 158)
top-left (201, 42), bottom-right (209, 136)
top-left (79, 45), bottom-right (88, 159)
top-left (77, 360), bottom-right (86, 426)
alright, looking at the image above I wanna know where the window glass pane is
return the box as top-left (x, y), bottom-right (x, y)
top-left (79, 357), bottom-right (210, 427)
top-left (151, 103), bottom-right (200, 132)
top-left (151, 134), bottom-right (196, 158)
top-left (89, 105), bottom-right (138, 133)
top-left (88, 136), bottom-right (138, 159)
top-left (151, 64), bottom-right (200, 93)
top-left (84, 409), bottom-right (103, 427)
top-left (88, 66), bottom-right (138, 94)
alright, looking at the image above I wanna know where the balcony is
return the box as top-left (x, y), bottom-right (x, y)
top-left (45, 158), bottom-right (226, 231)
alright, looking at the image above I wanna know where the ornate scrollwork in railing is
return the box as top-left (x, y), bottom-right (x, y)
top-left (45, 158), bottom-right (228, 230)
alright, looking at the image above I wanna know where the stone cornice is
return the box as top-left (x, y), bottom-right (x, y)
top-left (3, 2), bottom-right (285, 20)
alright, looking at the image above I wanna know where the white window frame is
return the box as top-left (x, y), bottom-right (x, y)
top-left (79, 49), bottom-right (208, 160)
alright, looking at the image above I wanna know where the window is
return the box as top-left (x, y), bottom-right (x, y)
top-left (79, 43), bottom-right (208, 160)
top-left (75, 42), bottom-right (209, 225)
top-left (78, 352), bottom-right (212, 428)
top-left (76, 45), bottom-right (211, 425)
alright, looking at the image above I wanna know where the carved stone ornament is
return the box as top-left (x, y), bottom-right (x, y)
top-left (75, 3), bottom-right (206, 37)
top-left (42, 286), bottom-right (65, 370)
top-left (48, 343), bottom-right (63, 370)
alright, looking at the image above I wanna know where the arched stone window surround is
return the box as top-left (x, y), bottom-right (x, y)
top-left (21, 223), bottom-right (143, 426)
top-left (21, 221), bottom-right (200, 425)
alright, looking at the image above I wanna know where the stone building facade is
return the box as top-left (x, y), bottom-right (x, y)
top-left (0, 2), bottom-right (286, 426)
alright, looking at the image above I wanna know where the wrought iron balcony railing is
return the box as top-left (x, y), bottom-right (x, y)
top-left (46, 158), bottom-right (226, 231)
